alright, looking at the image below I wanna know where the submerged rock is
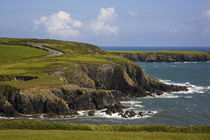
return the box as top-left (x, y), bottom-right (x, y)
top-left (138, 112), bottom-right (144, 117)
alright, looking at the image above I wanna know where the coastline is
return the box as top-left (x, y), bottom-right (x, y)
top-left (107, 50), bottom-right (210, 62)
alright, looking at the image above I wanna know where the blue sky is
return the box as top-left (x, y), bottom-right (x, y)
top-left (1, 0), bottom-right (210, 46)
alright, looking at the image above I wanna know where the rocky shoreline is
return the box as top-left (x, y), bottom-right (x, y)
top-left (0, 63), bottom-right (187, 118)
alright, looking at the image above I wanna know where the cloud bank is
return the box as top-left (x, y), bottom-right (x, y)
top-left (34, 11), bottom-right (82, 38)
top-left (90, 7), bottom-right (119, 36)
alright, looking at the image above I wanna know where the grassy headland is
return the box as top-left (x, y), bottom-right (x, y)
top-left (107, 50), bottom-right (210, 62)
top-left (0, 38), bottom-right (132, 89)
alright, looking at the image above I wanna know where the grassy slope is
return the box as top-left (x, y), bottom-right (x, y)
top-left (0, 130), bottom-right (209, 140)
top-left (0, 38), bottom-right (133, 89)
top-left (0, 44), bottom-right (48, 63)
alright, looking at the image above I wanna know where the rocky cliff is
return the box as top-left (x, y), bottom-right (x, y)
top-left (0, 63), bottom-right (187, 117)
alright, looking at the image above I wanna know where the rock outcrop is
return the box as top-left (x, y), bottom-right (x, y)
top-left (63, 63), bottom-right (187, 97)
top-left (0, 85), bottom-right (126, 117)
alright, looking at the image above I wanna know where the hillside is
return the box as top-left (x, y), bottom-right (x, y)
top-left (108, 50), bottom-right (210, 62)
top-left (0, 38), bottom-right (186, 117)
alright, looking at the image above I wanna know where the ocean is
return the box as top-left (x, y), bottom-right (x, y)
top-left (2, 47), bottom-right (210, 126)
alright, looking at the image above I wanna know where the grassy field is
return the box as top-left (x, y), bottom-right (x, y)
top-left (0, 120), bottom-right (209, 140)
top-left (0, 130), bottom-right (209, 140)
top-left (0, 44), bottom-right (48, 63)
top-left (0, 120), bottom-right (209, 133)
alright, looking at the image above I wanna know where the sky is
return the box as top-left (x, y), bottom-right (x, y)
top-left (1, 0), bottom-right (210, 47)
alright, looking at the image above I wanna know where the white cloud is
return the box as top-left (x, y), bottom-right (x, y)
top-left (90, 7), bottom-right (119, 36)
top-left (204, 10), bottom-right (210, 17)
top-left (128, 10), bottom-right (138, 17)
top-left (202, 9), bottom-right (210, 34)
top-left (34, 11), bottom-right (82, 38)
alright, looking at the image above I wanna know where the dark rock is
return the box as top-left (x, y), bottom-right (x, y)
top-left (0, 75), bottom-right (37, 81)
top-left (124, 110), bottom-right (136, 118)
top-left (128, 110), bottom-right (136, 117)
top-left (148, 111), bottom-right (153, 114)
top-left (121, 114), bottom-right (128, 118)
top-left (88, 110), bottom-right (95, 116)
top-left (138, 112), bottom-right (144, 117)
top-left (105, 109), bottom-right (112, 116)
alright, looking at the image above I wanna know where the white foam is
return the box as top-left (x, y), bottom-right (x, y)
top-left (160, 79), bottom-right (210, 94)
top-left (121, 101), bottom-right (142, 105)
top-left (39, 114), bottom-right (45, 119)
top-left (0, 117), bottom-right (14, 120)
top-left (143, 79), bottom-right (210, 99)
top-left (184, 96), bottom-right (193, 99)
top-left (93, 109), bottom-right (157, 119)
top-left (134, 104), bottom-right (143, 107)
top-left (77, 110), bottom-right (89, 116)
top-left (145, 93), bottom-right (179, 99)
top-left (76, 108), bottom-right (158, 120)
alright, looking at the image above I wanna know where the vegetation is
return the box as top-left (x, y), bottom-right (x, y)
top-left (0, 120), bottom-right (209, 140)
top-left (0, 38), bottom-right (133, 89)
top-left (0, 130), bottom-right (209, 140)
top-left (0, 120), bottom-right (209, 133)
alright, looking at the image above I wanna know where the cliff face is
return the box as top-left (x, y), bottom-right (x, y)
top-left (63, 63), bottom-right (187, 97)
top-left (0, 85), bottom-right (125, 117)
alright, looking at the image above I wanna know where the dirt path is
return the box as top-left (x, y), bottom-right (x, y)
top-left (32, 44), bottom-right (63, 57)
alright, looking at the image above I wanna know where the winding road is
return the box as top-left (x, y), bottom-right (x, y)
top-left (32, 44), bottom-right (63, 57)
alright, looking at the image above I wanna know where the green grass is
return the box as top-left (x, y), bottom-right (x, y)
top-left (0, 38), bottom-right (134, 89)
top-left (0, 130), bottom-right (209, 140)
top-left (0, 120), bottom-right (209, 133)
top-left (0, 120), bottom-right (209, 140)
top-left (0, 44), bottom-right (48, 63)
